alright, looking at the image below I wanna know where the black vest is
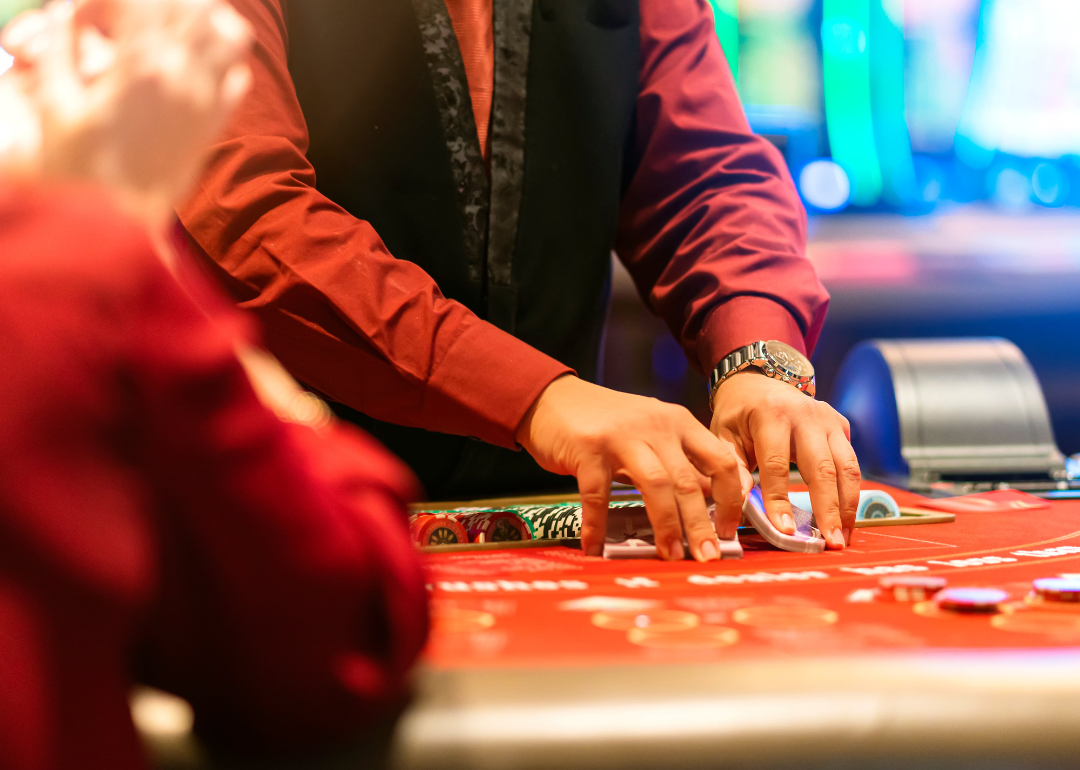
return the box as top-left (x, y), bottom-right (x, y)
top-left (285, 0), bottom-right (640, 499)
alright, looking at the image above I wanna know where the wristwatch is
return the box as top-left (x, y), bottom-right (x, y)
top-left (708, 340), bottom-right (816, 410)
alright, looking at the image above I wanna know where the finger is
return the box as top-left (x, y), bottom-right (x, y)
top-left (36, 3), bottom-right (83, 113)
top-left (682, 423), bottom-right (745, 542)
top-left (652, 439), bottom-right (719, 562)
top-left (747, 411), bottom-right (797, 534)
top-left (618, 443), bottom-right (684, 561)
top-left (837, 412), bottom-right (851, 442)
top-left (1, 9), bottom-right (51, 64)
top-left (74, 25), bottom-right (117, 81)
top-left (576, 460), bottom-right (612, 557)
top-left (791, 409), bottom-right (845, 550)
top-left (828, 426), bottom-right (861, 545)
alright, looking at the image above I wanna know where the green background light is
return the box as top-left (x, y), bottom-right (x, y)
top-left (870, 0), bottom-right (917, 206)
top-left (822, 0), bottom-right (881, 206)
top-left (706, 0), bottom-right (739, 84)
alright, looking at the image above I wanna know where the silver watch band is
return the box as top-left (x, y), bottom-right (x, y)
top-left (708, 342), bottom-right (767, 410)
top-left (710, 342), bottom-right (768, 389)
top-left (708, 341), bottom-right (815, 410)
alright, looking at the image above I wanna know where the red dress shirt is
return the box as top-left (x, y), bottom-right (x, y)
top-left (178, 0), bottom-right (828, 452)
top-left (0, 184), bottom-right (427, 770)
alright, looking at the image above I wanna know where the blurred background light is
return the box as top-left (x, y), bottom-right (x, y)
top-left (651, 334), bottom-right (688, 386)
top-left (869, 0), bottom-right (917, 206)
top-left (1032, 163), bottom-right (1069, 207)
top-left (740, 0), bottom-right (819, 118)
top-left (910, 155), bottom-right (946, 204)
top-left (738, 0), bottom-right (821, 185)
top-left (800, 158), bottom-right (851, 211)
top-left (714, 0), bottom-right (1080, 213)
top-left (821, 0), bottom-right (882, 206)
top-left (989, 166), bottom-right (1033, 211)
top-left (956, 0), bottom-right (1080, 161)
top-left (904, 0), bottom-right (979, 154)
top-left (0, 47), bottom-right (12, 75)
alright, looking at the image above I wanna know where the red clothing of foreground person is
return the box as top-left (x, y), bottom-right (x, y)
top-left (0, 184), bottom-right (427, 770)
top-left (179, 0), bottom-right (828, 451)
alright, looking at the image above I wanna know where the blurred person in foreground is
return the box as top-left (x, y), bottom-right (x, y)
top-left (178, 0), bottom-right (861, 562)
top-left (0, 2), bottom-right (427, 769)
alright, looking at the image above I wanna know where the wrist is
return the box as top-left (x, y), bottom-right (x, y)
top-left (709, 366), bottom-right (764, 413)
top-left (515, 373), bottom-right (575, 447)
top-left (708, 340), bottom-right (815, 411)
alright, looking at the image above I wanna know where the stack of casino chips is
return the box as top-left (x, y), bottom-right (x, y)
top-left (1031, 577), bottom-right (1080, 604)
top-left (411, 500), bottom-right (647, 546)
top-left (934, 587), bottom-right (1009, 613)
top-left (512, 500), bottom-right (643, 540)
top-left (455, 510), bottom-right (533, 544)
top-left (511, 503), bottom-right (582, 540)
top-left (876, 575), bottom-right (947, 602)
top-left (410, 508), bottom-right (534, 546)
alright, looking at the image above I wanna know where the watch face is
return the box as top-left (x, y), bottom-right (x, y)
top-left (763, 340), bottom-right (814, 378)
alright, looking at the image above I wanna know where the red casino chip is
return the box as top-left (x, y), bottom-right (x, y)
top-left (411, 514), bottom-right (468, 546)
top-left (456, 511), bottom-right (532, 543)
top-left (935, 587), bottom-right (1009, 613)
top-left (877, 575), bottom-right (947, 602)
top-left (1032, 577), bottom-right (1080, 603)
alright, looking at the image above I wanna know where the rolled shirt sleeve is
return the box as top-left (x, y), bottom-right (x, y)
top-left (176, 0), bottom-right (571, 451)
top-left (615, 0), bottom-right (830, 376)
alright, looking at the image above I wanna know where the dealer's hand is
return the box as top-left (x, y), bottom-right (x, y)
top-left (710, 369), bottom-right (860, 550)
top-left (516, 375), bottom-right (754, 562)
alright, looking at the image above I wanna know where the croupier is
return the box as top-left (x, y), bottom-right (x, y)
top-left (178, 0), bottom-right (860, 559)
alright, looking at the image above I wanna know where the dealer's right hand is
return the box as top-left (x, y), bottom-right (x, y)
top-left (515, 375), bottom-right (754, 562)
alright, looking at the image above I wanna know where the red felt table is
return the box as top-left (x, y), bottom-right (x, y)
top-left (389, 485), bottom-right (1080, 770)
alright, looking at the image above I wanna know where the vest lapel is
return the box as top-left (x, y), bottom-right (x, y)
top-left (410, 0), bottom-right (490, 287)
top-left (411, 0), bottom-right (532, 330)
top-left (489, 0), bottom-right (532, 290)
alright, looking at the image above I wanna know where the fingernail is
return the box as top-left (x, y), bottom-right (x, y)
top-left (699, 539), bottom-right (719, 562)
top-left (585, 542), bottom-right (603, 557)
top-left (781, 513), bottom-right (795, 533)
top-left (667, 540), bottom-right (685, 561)
top-left (843, 527), bottom-right (852, 546)
top-left (829, 527), bottom-right (845, 549)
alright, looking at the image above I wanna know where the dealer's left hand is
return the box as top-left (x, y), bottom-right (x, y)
top-left (710, 369), bottom-right (861, 550)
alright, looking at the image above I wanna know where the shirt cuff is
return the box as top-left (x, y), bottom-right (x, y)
top-left (423, 320), bottom-right (574, 450)
top-left (696, 296), bottom-right (808, 375)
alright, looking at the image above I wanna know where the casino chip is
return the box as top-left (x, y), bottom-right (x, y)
top-left (877, 575), bottom-right (947, 602)
top-left (1032, 577), bottom-right (1080, 603)
top-left (511, 500), bottom-right (645, 541)
top-left (455, 511), bottom-right (532, 543)
top-left (410, 514), bottom-right (468, 546)
top-left (513, 503), bottom-right (582, 539)
top-left (934, 587), bottom-right (1009, 613)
